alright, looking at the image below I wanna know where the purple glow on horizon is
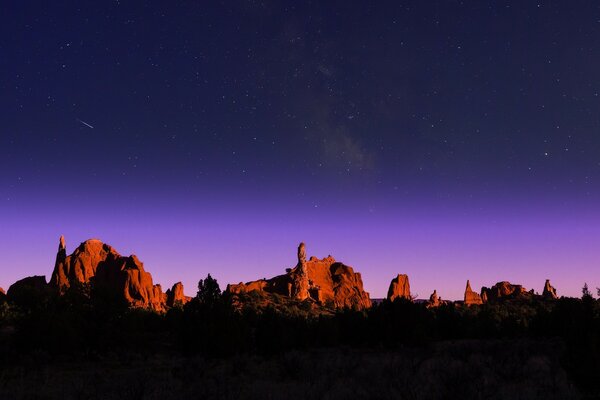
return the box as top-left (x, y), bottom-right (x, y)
top-left (1, 189), bottom-right (598, 301)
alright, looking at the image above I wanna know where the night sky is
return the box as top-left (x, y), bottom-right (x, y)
top-left (2, 1), bottom-right (600, 300)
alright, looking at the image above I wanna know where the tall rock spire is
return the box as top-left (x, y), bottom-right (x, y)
top-left (292, 242), bottom-right (309, 300)
top-left (51, 235), bottom-right (68, 291)
top-left (297, 242), bottom-right (307, 265)
top-left (543, 279), bottom-right (558, 299)
top-left (59, 235), bottom-right (66, 252)
top-left (464, 280), bottom-right (483, 305)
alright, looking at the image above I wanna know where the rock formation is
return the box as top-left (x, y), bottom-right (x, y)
top-left (387, 274), bottom-right (411, 302)
top-left (51, 237), bottom-right (110, 292)
top-left (542, 279), bottom-right (558, 299)
top-left (427, 289), bottom-right (441, 308)
top-left (480, 281), bottom-right (532, 302)
top-left (7, 276), bottom-right (49, 306)
top-left (464, 280), bottom-right (483, 305)
top-left (291, 243), bottom-right (310, 301)
top-left (297, 242), bottom-right (307, 265)
top-left (49, 236), bottom-right (167, 311)
top-left (0, 287), bottom-right (5, 302)
top-left (166, 282), bottom-right (191, 307)
top-left (226, 242), bottom-right (371, 310)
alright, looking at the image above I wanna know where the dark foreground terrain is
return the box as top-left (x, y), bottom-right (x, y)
top-left (0, 340), bottom-right (578, 400)
top-left (1, 276), bottom-right (600, 399)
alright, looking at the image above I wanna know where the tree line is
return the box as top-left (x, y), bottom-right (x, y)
top-left (1, 275), bottom-right (599, 395)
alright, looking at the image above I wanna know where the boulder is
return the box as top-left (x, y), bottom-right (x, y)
top-left (166, 282), bottom-right (191, 307)
top-left (226, 242), bottom-right (371, 310)
top-left (49, 236), bottom-right (166, 311)
top-left (481, 281), bottom-right (531, 302)
top-left (464, 280), bottom-right (483, 305)
top-left (542, 279), bottom-right (558, 299)
top-left (387, 274), bottom-right (411, 301)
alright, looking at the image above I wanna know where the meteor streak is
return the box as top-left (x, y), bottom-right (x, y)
top-left (77, 118), bottom-right (94, 129)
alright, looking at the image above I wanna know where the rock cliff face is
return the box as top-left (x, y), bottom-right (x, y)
top-left (464, 280), bottom-right (483, 305)
top-left (166, 282), bottom-right (191, 307)
top-left (51, 237), bottom-right (113, 292)
top-left (481, 281), bottom-right (533, 302)
top-left (49, 236), bottom-right (172, 311)
top-left (226, 243), bottom-right (371, 310)
top-left (542, 279), bottom-right (558, 299)
top-left (387, 274), bottom-right (411, 301)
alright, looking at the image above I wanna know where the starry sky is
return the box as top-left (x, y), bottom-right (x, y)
top-left (1, 1), bottom-right (600, 300)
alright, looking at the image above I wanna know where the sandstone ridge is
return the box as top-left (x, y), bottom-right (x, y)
top-left (481, 281), bottom-right (534, 302)
top-left (226, 242), bottom-right (371, 310)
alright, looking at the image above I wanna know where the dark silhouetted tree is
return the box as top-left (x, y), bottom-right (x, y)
top-left (196, 274), bottom-right (222, 306)
top-left (582, 283), bottom-right (593, 299)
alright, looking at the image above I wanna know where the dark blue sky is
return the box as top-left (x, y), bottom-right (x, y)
top-left (1, 1), bottom-right (600, 299)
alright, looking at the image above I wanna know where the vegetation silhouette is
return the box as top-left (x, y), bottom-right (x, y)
top-left (1, 276), bottom-right (600, 398)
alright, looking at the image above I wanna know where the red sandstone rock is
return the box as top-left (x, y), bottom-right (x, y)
top-left (166, 282), bottom-right (190, 307)
top-left (50, 237), bottom-right (112, 291)
top-left (50, 236), bottom-right (166, 311)
top-left (464, 280), bottom-right (483, 305)
top-left (387, 274), bottom-right (411, 301)
top-left (427, 289), bottom-right (441, 308)
top-left (226, 242), bottom-right (371, 310)
top-left (481, 281), bottom-right (531, 302)
top-left (542, 279), bottom-right (558, 299)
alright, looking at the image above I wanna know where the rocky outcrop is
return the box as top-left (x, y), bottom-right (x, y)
top-left (166, 282), bottom-right (191, 307)
top-left (49, 236), bottom-right (166, 311)
top-left (291, 243), bottom-right (310, 301)
top-left (542, 279), bottom-right (558, 299)
top-left (481, 281), bottom-right (533, 302)
top-left (0, 287), bottom-right (6, 302)
top-left (7, 276), bottom-right (49, 306)
top-left (427, 289), bottom-right (441, 308)
top-left (51, 237), bottom-right (111, 292)
top-left (387, 274), bottom-right (411, 302)
top-left (464, 280), bottom-right (483, 305)
top-left (226, 243), bottom-right (371, 310)
top-left (297, 242), bottom-right (307, 265)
